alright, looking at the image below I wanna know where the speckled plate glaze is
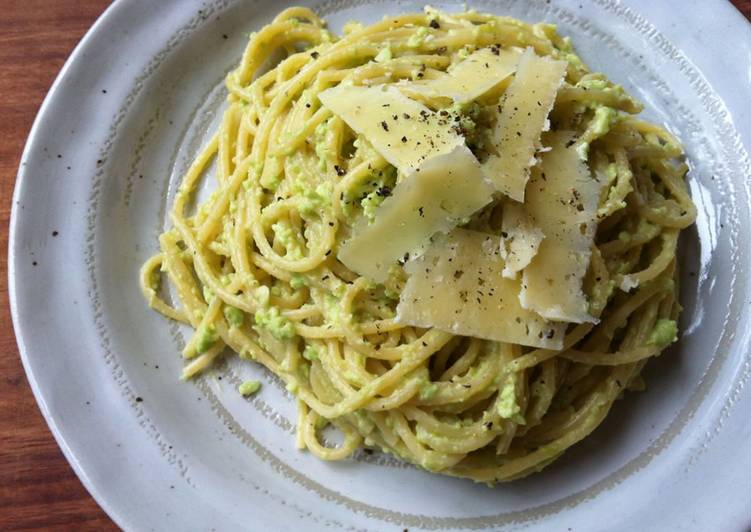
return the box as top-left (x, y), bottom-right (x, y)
top-left (9, 0), bottom-right (751, 530)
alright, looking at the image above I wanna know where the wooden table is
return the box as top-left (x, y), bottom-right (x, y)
top-left (1, 1), bottom-right (750, 529)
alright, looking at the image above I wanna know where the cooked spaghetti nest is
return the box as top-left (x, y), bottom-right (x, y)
top-left (140, 6), bottom-right (696, 483)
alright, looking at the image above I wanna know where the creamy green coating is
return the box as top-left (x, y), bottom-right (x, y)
top-left (223, 305), bottom-right (245, 328)
top-left (302, 344), bottom-right (319, 361)
top-left (407, 26), bottom-right (430, 48)
top-left (647, 319), bottom-right (678, 347)
top-left (271, 220), bottom-right (304, 259)
top-left (374, 46), bottom-right (393, 63)
top-left (297, 182), bottom-right (333, 217)
top-left (344, 164), bottom-right (397, 223)
top-left (254, 306), bottom-right (295, 340)
top-left (238, 380), bottom-right (262, 396)
top-left (321, 293), bottom-right (347, 326)
top-left (497, 375), bottom-right (525, 424)
top-left (576, 105), bottom-right (618, 160)
top-left (591, 106), bottom-right (618, 136)
top-left (418, 381), bottom-right (439, 400)
top-left (196, 324), bottom-right (219, 354)
top-left (289, 273), bottom-right (308, 290)
top-left (260, 157), bottom-right (284, 191)
top-left (314, 119), bottom-right (333, 171)
top-left (360, 190), bottom-right (386, 222)
top-left (448, 101), bottom-right (479, 137)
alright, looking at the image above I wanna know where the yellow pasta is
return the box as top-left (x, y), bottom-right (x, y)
top-left (140, 6), bottom-right (695, 483)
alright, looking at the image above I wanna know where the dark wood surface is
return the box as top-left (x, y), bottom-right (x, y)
top-left (1, 1), bottom-right (749, 530)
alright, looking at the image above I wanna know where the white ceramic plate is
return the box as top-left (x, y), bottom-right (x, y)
top-left (10, 0), bottom-right (751, 530)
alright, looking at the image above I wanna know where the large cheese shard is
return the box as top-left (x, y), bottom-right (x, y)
top-left (338, 145), bottom-right (493, 282)
top-left (500, 202), bottom-right (544, 279)
top-left (520, 132), bottom-right (605, 324)
top-left (482, 48), bottom-right (567, 201)
top-left (318, 84), bottom-right (463, 175)
top-left (396, 228), bottom-right (565, 349)
top-left (398, 47), bottom-right (521, 103)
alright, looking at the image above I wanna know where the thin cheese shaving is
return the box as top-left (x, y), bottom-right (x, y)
top-left (481, 48), bottom-right (567, 201)
top-left (500, 202), bottom-right (544, 279)
top-left (318, 84), bottom-right (464, 175)
top-left (338, 145), bottom-right (493, 282)
top-left (398, 47), bottom-right (521, 103)
top-left (397, 228), bottom-right (566, 349)
top-left (519, 131), bottom-right (604, 323)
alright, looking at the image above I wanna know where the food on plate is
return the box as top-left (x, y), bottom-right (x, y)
top-left (140, 6), bottom-right (696, 483)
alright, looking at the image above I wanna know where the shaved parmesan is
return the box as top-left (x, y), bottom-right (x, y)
top-left (318, 84), bottom-right (463, 175)
top-left (520, 132), bottom-right (604, 323)
top-left (500, 202), bottom-right (544, 279)
top-left (482, 48), bottom-right (567, 201)
top-left (398, 47), bottom-right (521, 103)
top-left (338, 145), bottom-right (494, 282)
top-left (396, 228), bottom-right (565, 349)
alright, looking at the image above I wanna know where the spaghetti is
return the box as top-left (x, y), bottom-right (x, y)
top-left (140, 7), bottom-right (696, 483)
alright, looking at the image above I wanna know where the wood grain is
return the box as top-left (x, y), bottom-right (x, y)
top-left (0, 2), bottom-right (116, 530)
top-left (1, 1), bottom-right (749, 530)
